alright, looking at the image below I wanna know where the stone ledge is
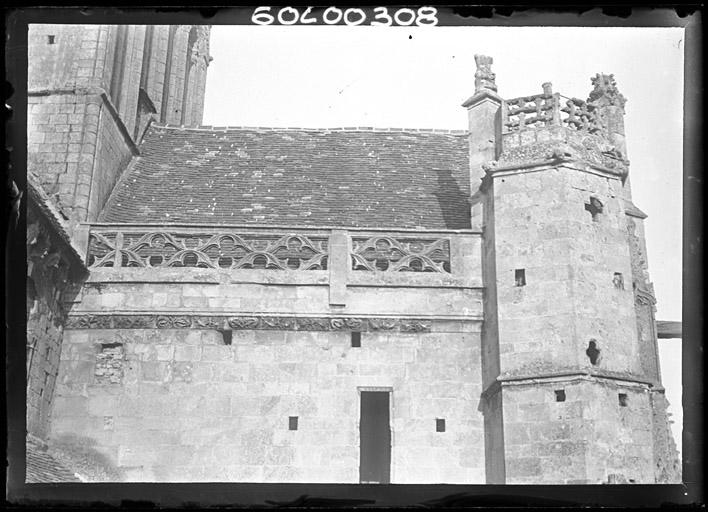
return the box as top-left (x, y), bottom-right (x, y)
top-left (85, 222), bottom-right (482, 235)
top-left (481, 369), bottom-right (657, 400)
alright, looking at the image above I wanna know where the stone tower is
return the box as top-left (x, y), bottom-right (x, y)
top-left (27, 24), bottom-right (212, 232)
top-left (467, 57), bottom-right (680, 484)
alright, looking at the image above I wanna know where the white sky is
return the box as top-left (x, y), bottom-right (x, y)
top-left (202, 25), bottom-right (684, 455)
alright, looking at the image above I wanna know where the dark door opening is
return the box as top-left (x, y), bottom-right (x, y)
top-left (359, 390), bottom-right (391, 484)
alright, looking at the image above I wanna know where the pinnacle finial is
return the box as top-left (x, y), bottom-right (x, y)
top-left (587, 73), bottom-right (626, 110)
top-left (474, 55), bottom-right (497, 93)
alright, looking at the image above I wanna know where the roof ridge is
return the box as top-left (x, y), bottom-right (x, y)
top-left (151, 124), bottom-right (468, 135)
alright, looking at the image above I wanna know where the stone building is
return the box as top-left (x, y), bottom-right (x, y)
top-left (25, 24), bottom-right (680, 484)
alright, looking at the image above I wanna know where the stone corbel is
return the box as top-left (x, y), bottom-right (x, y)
top-left (481, 160), bottom-right (498, 174)
top-left (547, 144), bottom-right (579, 161)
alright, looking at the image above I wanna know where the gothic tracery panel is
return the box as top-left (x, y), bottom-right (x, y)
top-left (87, 230), bottom-right (329, 270)
top-left (351, 236), bottom-right (451, 273)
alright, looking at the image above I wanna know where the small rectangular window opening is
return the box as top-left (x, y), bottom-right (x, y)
top-left (613, 272), bottom-right (624, 290)
top-left (47, 35), bottom-right (55, 44)
top-left (515, 269), bottom-right (526, 287)
top-left (555, 389), bottom-right (566, 402)
top-left (351, 332), bottom-right (361, 348)
top-left (436, 418), bottom-right (446, 432)
top-left (618, 393), bottom-right (628, 407)
top-left (289, 416), bottom-right (298, 430)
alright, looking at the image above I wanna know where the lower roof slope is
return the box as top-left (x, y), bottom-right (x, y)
top-left (26, 436), bottom-right (82, 483)
top-left (100, 125), bottom-right (472, 230)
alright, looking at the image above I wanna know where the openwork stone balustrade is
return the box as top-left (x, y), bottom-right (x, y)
top-left (86, 225), bottom-right (454, 274)
top-left (503, 92), bottom-right (602, 134)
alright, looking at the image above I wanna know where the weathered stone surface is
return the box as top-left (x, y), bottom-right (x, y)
top-left (51, 325), bottom-right (484, 483)
top-left (28, 29), bottom-right (676, 487)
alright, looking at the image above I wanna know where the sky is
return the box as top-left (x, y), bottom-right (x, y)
top-left (202, 25), bottom-right (685, 455)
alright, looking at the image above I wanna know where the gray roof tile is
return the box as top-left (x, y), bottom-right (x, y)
top-left (100, 125), bottom-right (472, 230)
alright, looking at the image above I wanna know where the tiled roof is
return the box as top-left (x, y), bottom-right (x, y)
top-left (100, 125), bottom-right (472, 230)
top-left (26, 436), bottom-right (82, 483)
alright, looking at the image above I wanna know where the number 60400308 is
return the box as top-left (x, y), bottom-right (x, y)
top-left (252, 6), bottom-right (439, 27)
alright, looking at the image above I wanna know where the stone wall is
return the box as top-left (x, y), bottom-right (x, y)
top-left (27, 24), bottom-right (208, 228)
top-left (492, 164), bottom-right (639, 377)
top-left (53, 325), bottom-right (483, 483)
top-left (28, 24), bottom-right (139, 227)
top-left (502, 377), bottom-right (655, 484)
top-left (28, 91), bottom-right (136, 226)
top-left (163, 26), bottom-right (190, 125)
top-left (28, 25), bottom-right (109, 91)
top-left (650, 390), bottom-right (682, 483)
top-left (144, 26), bottom-right (170, 118)
top-left (50, 229), bottom-right (485, 482)
top-left (479, 190), bottom-right (505, 484)
top-left (86, 98), bottom-right (136, 222)
top-left (486, 160), bottom-right (663, 484)
top-left (110, 25), bottom-right (146, 138)
top-left (627, 214), bottom-right (662, 383)
top-left (27, 197), bottom-right (86, 440)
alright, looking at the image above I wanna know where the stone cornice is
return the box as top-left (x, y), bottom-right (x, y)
top-left (481, 368), bottom-right (656, 400)
top-left (461, 89), bottom-right (503, 109)
top-left (84, 222), bottom-right (481, 235)
top-left (484, 157), bottom-right (626, 180)
top-left (624, 201), bottom-right (649, 219)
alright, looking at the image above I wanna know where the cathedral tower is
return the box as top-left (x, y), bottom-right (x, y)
top-left (27, 24), bottom-right (211, 231)
top-left (467, 57), bottom-right (679, 484)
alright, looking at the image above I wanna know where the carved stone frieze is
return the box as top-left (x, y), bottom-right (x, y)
top-left (260, 317), bottom-right (296, 330)
top-left (66, 315), bottom-right (112, 329)
top-left (227, 317), bottom-right (260, 329)
top-left (400, 320), bottom-right (432, 332)
top-left (113, 315), bottom-right (153, 329)
top-left (368, 318), bottom-right (398, 331)
top-left (295, 317), bottom-right (330, 331)
top-left (330, 318), bottom-right (363, 330)
top-left (194, 316), bottom-right (222, 329)
top-left (66, 314), bottom-right (434, 333)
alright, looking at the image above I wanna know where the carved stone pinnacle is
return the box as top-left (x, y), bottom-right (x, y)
top-left (474, 54), bottom-right (497, 93)
top-left (587, 73), bottom-right (626, 109)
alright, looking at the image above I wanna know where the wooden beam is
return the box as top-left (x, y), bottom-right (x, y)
top-left (657, 320), bottom-right (682, 339)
